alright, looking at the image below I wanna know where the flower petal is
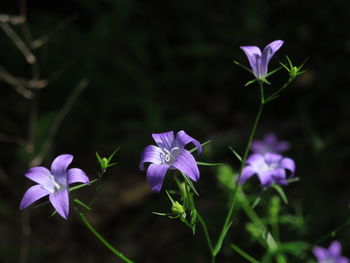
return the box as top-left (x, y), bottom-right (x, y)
top-left (51, 154), bottom-right (73, 178)
top-left (262, 40), bottom-right (284, 64)
top-left (49, 189), bottom-right (69, 219)
top-left (146, 163), bottom-right (169, 192)
top-left (260, 40), bottom-right (284, 76)
top-left (152, 131), bottom-right (174, 149)
top-left (313, 247), bottom-right (328, 260)
top-left (329, 241), bottom-right (341, 256)
top-left (24, 167), bottom-right (53, 187)
top-left (264, 133), bottom-right (278, 144)
top-left (271, 168), bottom-right (287, 185)
top-left (240, 166), bottom-right (256, 184)
top-left (246, 153), bottom-right (264, 166)
top-left (20, 185), bottom-right (50, 209)
top-left (257, 171), bottom-right (274, 187)
top-left (176, 130), bottom-right (202, 154)
top-left (275, 141), bottom-right (290, 153)
top-left (251, 141), bottom-right (266, 154)
top-left (264, 152), bottom-right (282, 166)
top-left (172, 150), bottom-right (200, 181)
top-left (139, 145), bottom-right (163, 170)
top-left (240, 45), bottom-right (262, 78)
top-left (67, 168), bottom-right (89, 185)
top-left (280, 157), bottom-right (295, 175)
top-left (339, 257), bottom-right (350, 263)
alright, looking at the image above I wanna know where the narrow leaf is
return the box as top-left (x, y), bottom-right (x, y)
top-left (189, 140), bottom-right (211, 153)
top-left (229, 146), bottom-right (242, 162)
top-left (107, 147), bottom-right (120, 162)
top-left (271, 184), bottom-right (288, 204)
top-left (197, 161), bottom-right (222, 166)
top-left (74, 198), bottom-right (92, 211)
top-left (181, 172), bottom-right (199, 196)
top-left (213, 221), bottom-right (233, 256)
top-left (231, 243), bottom-right (261, 263)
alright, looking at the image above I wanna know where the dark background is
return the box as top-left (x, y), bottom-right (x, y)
top-left (0, 0), bottom-right (349, 262)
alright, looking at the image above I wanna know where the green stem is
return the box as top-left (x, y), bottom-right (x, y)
top-left (184, 183), bottom-right (214, 255)
top-left (265, 77), bottom-right (293, 103)
top-left (78, 212), bottom-right (135, 263)
top-left (213, 86), bottom-right (265, 258)
top-left (259, 81), bottom-right (265, 104)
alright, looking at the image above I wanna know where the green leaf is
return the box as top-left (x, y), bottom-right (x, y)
top-left (213, 221), bottom-right (233, 256)
top-left (231, 243), bottom-right (260, 263)
top-left (165, 190), bottom-right (175, 204)
top-left (152, 211), bottom-right (170, 216)
top-left (107, 147), bottom-right (120, 162)
top-left (180, 172), bottom-right (199, 196)
top-left (233, 60), bottom-right (254, 74)
top-left (265, 232), bottom-right (278, 251)
top-left (74, 198), bottom-right (92, 211)
top-left (95, 151), bottom-right (102, 163)
top-left (271, 184), bottom-right (288, 205)
top-left (252, 196), bottom-right (262, 209)
top-left (278, 241), bottom-right (309, 255)
top-left (69, 178), bottom-right (98, 192)
top-left (196, 161), bottom-right (222, 166)
top-left (229, 146), bottom-right (242, 162)
top-left (189, 140), bottom-right (211, 154)
top-left (245, 79), bottom-right (258, 87)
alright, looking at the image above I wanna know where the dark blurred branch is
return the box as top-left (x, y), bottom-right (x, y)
top-left (0, 22), bottom-right (36, 65)
top-left (31, 15), bottom-right (78, 49)
top-left (0, 67), bottom-right (33, 98)
top-left (0, 14), bottom-right (25, 25)
top-left (0, 132), bottom-right (25, 145)
top-left (30, 78), bottom-right (89, 167)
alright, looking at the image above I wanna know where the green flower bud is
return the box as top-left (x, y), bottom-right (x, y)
top-left (290, 66), bottom-right (298, 77)
top-left (172, 201), bottom-right (186, 218)
top-left (101, 157), bottom-right (108, 169)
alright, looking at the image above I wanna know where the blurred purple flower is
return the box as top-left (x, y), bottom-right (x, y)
top-left (251, 133), bottom-right (290, 154)
top-left (240, 152), bottom-right (295, 187)
top-left (139, 130), bottom-right (202, 192)
top-left (240, 40), bottom-right (284, 79)
top-left (20, 154), bottom-right (89, 219)
top-left (313, 241), bottom-right (349, 263)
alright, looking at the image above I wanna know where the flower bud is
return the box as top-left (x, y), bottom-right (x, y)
top-left (101, 157), bottom-right (108, 169)
top-left (290, 66), bottom-right (298, 78)
top-left (172, 201), bottom-right (186, 218)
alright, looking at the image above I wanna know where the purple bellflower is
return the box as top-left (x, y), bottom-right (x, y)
top-left (313, 241), bottom-right (349, 263)
top-left (20, 154), bottom-right (89, 219)
top-left (251, 133), bottom-right (290, 154)
top-left (240, 40), bottom-right (284, 79)
top-left (240, 152), bottom-right (295, 187)
top-left (139, 130), bottom-right (202, 192)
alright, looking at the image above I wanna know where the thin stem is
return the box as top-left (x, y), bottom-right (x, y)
top-left (265, 77), bottom-right (293, 103)
top-left (78, 212), bottom-right (134, 263)
top-left (184, 182), bottom-right (214, 255)
top-left (213, 86), bottom-right (265, 257)
top-left (231, 244), bottom-right (261, 263)
top-left (259, 81), bottom-right (265, 104)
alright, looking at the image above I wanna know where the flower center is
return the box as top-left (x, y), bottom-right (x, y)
top-left (42, 175), bottom-right (66, 194)
top-left (161, 147), bottom-right (181, 165)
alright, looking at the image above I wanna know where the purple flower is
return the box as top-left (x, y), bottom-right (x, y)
top-left (139, 130), bottom-right (202, 192)
top-left (240, 152), bottom-right (295, 187)
top-left (251, 133), bottom-right (290, 154)
top-left (20, 154), bottom-right (89, 219)
top-left (240, 40), bottom-right (284, 79)
top-left (313, 241), bottom-right (349, 263)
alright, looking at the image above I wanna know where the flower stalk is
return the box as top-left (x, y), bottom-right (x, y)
top-left (77, 211), bottom-right (135, 263)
